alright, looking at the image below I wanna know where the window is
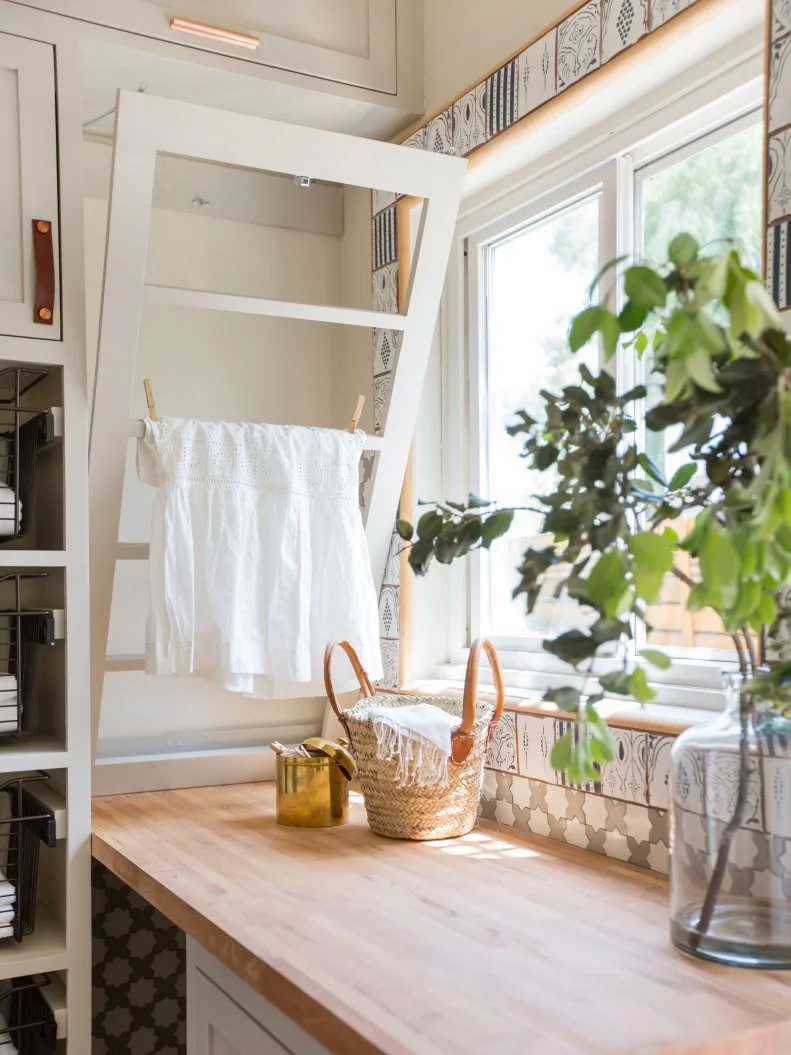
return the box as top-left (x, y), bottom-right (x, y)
top-left (462, 101), bottom-right (763, 694)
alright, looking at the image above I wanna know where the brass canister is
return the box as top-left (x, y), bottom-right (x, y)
top-left (271, 739), bottom-right (355, 828)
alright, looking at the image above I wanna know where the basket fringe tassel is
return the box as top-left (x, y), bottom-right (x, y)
top-left (372, 717), bottom-right (450, 788)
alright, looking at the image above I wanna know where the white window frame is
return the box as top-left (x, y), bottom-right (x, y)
top-left (439, 55), bottom-right (764, 708)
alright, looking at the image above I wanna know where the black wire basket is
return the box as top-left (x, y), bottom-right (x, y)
top-left (0, 975), bottom-right (57, 1054)
top-left (0, 574), bottom-right (55, 741)
top-left (0, 774), bottom-right (57, 944)
top-left (0, 369), bottom-right (55, 544)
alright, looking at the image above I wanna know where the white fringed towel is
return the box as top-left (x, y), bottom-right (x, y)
top-left (369, 704), bottom-right (460, 788)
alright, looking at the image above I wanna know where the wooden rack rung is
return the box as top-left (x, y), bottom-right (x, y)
top-left (143, 284), bottom-right (407, 331)
top-left (126, 419), bottom-right (385, 449)
top-left (105, 656), bottom-right (146, 672)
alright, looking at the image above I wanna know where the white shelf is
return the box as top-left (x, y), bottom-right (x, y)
top-left (0, 910), bottom-right (67, 980)
top-left (0, 739), bottom-right (67, 772)
top-left (0, 553), bottom-right (66, 568)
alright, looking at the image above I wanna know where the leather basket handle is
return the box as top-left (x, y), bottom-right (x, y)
top-left (324, 640), bottom-right (376, 720)
top-left (451, 638), bottom-right (505, 765)
top-left (32, 220), bottom-right (55, 326)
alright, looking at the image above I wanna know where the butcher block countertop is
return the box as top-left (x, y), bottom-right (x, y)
top-left (92, 782), bottom-right (791, 1055)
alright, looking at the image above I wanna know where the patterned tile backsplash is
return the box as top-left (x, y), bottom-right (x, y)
top-left (483, 707), bottom-right (678, 873)
top-left (93, 861), bottom-right (186, 1054)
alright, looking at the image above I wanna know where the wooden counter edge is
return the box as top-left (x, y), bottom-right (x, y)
top-left (91, 831), bottom-right (400, 1055)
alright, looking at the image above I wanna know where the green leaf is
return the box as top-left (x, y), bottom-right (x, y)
top-left (686, 347), bottom-right (722, 394)
top-left (600, 312), bottom-right (622, 360)
top-left (480, 509), bottom-right (515, 548)
top-left (668, 463), bottom-right (697, 491)
top-left (543, 630), bottom-right (599, 667)
top-left (395, 519), bottom-right (413, 541)
top-left (668, 233), bottom-right (699, 270)
top-left (587, 255), bottom-right (627, 299)
top-left (627, 530), bottom-right (676, 602)
top-left (550, 729), bottom-right (575, 772)
top-left (543, 687), bottom-right (581, 713)
top-left (599, 670), bottom-right (632, 696)
top-left (637, 453), bottom-right (667, 487)
top-left (587, 551), bottom-right (628, 618)
top-left (467, 493), bottom-right (492, 508)
top-left (699, 530), bottom-right (741, 610)
top-left (629, 667), bottom-right (656, 703)
top-left (624, 266), bottom-right (667, 310)
top-left (640, 648), bottom-right (672, 670)
top-left (417, 510), bottom-right (443, 540)
top-left (569, 307), bottom-right (604, 353)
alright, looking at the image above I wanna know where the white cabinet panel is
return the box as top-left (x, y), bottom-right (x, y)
top-left (0, 32), bottom-right (59, 339)
top-left (14, 0), bottom-right (400, 93)
top-left (192, 970), bottom-right (289, 1055)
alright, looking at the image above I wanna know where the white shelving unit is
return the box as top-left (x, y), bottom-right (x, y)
top-left (0, 3), bottom-right (92, 1051)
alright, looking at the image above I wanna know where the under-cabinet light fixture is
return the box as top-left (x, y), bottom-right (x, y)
top-left (170, 17), bottom-right (260, 50)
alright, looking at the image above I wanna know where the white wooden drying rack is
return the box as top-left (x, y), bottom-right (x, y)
top-left (88, 90), bottom-right (466, 763)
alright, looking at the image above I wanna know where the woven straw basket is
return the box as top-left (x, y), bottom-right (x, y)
top-left (324, 638), bottom-right (505, 841)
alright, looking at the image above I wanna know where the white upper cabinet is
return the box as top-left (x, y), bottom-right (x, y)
top-left (0, 32), bottom-right (59, 340)
top-left (15, 0), bottom-right (403, 94)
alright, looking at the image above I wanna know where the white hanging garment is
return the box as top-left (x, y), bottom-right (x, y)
top-left (137, 418), bottom-right (383, 698)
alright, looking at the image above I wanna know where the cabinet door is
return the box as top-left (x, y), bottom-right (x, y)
top-left (191, 969), bottom-right (291, 1055)
top-left (0, 32), bottom-right (59, 340)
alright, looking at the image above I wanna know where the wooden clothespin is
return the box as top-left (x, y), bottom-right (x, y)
top-left (143, 378), bottom-right (158, 421)
top-left (348, 394), bottom-right (365, 433)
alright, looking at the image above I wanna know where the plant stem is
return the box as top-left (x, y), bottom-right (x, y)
top-left (669, 565), bottom-right (751, 675)
top-left (687, 690), bottom-right (753, 951)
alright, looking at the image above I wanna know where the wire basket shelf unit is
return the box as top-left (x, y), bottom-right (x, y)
top-left (0, 574), bottom-right (54, 741)
top-left (0, 369), bottom-right (56, 545)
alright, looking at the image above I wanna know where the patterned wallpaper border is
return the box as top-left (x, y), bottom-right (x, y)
top-left (368, 0), bottom-right (711, 689)
top-left (766, 0), bottom-right (791, 311)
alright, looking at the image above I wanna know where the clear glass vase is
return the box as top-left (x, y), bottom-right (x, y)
top-left (669, 673), bottom-right (791, 968)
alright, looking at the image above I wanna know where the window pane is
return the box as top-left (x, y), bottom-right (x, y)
top-left (485, 194), bottom-right (600, 637)
top-left (637, 120), bottom-right (762, 654)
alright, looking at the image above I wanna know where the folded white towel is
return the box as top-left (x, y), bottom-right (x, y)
top-left (0, 924), bottom-right (13, 939)
top-left (369, 703), bottom-right (460, 788)
top-left (0, 676), bottom-right (16, 692)
top-left (0, 488), bottom-right (21, 538)
top-left (0, 722), bottom-right (18, 734)
top-left (0, 1008), bottom-right (16, 1055)
top-left (0, 880), bottom-right (15, 901)
top-left (0, 908), bottom-right (13, 923)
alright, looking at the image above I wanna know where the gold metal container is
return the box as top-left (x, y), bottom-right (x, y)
top-left (271, 738), bottom-right (356, 828)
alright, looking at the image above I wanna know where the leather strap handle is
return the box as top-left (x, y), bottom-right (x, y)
top-left (32, 220), bottom-right (55, 326)
top-left (324, 640), bottom-right (376, 720)
top-left (451, 638), bottom-right (505, 764)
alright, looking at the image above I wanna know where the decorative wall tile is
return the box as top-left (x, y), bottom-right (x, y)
top-left (372, 205), bottom-right (398, 270)
top-left (647, 734), bottom-right (674, 810)
top-left (92, 862), bottom-right (186, 1055)
top-left (774, 0), bottom-right (791, 39)
top-left (515, 712), bottom-right (555, 782)
top-left (602, 0), bottom-right (648, 63)
top-left (706, 753), bottom-right (764, 830)
top-left (401, 126), bottom-right (427, 151)
top-left (671, 744), bottom-right (705, 815)
top-left (769, 131), bottom-right (791, 224)
top-left (383, 530), bottom-right (401, 587)
top-left (372, 189), bottom-right (397, 214)
top-left (600, 729), bottom-right (648, 804)
top-left (762, 757), bottom-right (791, 838)
top-left (374, 372), bottom-right (392, 432)
top-left (373, 328), bottom-right (402, 375)
top-left (486, 58), bottom-right (518, 139)
top-left (649, 0), bottom-right (693, 30)
top-left (554, 720), bottom-right (600, 792)
top-left (377, 638), bottom-right (399, 689)
top-left (372, 262), bottom-right (398, 313)
top-left (378, 584), bottom-right (399, 638)
top-left (517, 30), bottom-right (557, 119)
top-left (557, 1), bottom-right (601, 93)
top-left (426, 107), bottom-right (455, 154)
top-left (767, 220), bottom-right (791, 312)
top-left (769, 35), bottom-right (791, 134)
top-left (486, 711), bottom-right (518, 773)
top-left (452, 83), bottom-right (487, 157)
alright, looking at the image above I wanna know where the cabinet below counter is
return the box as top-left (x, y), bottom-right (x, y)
top-left (92, 782), bottom-right (791, 1055)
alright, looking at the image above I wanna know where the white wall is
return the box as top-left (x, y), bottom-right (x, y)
top-left (423, 0), bottom-right (571, 114)
top-left (86, 146), bottom-right (373, 759)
